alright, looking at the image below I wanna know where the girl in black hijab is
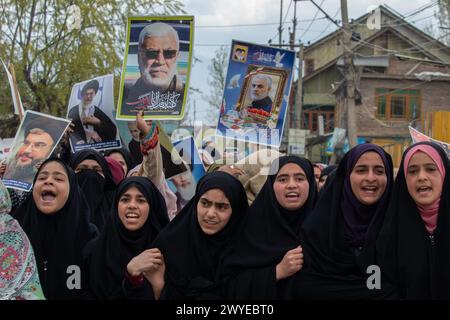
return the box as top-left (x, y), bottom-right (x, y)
top-left (377, 141), bottom-right (450, 299)
top-left (152, 171), bottom-right (248, 300)
top-left (83, 177), bottom-right (169, 300)
top-left (220, 156), bottom-right (317, 299)
top-left (294, 143), bottom-right (395, 299)
top-left (13, 158), bottom-right (97, 299)
top-left (70, 149), bottom-right (116, 230)
top-left (105, 148), bottom-right (134, 176)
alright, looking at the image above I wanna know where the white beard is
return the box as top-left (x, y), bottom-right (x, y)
top-left (138, 57), bottom-right (177, 90)
top-left (251, 92), bottom-right (268, 101)
top-left (177, 179), bottom-right (196, 201)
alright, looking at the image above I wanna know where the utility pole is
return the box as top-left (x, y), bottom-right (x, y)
top-left (278, 0), bottom-right (283, 46)
top-left (289, 0), bottom-right (298, 51)
top-left (294, 43), bottom-right (304, 129)
top-left (288, 0), bottom-right (299, 130)
top-left (341, 0), bottom-right (358, 148)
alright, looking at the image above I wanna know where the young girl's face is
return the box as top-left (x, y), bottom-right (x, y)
top-left (33, 161), bottom-right (70, 215)
top-left (406, 151), bottom-right (443, 206)
top-left (273, 163), bottom-right (310, 211)
top-left (350, 152), bottom-right (387, 205)
top-left (118, 186), bottom-right (150, 231)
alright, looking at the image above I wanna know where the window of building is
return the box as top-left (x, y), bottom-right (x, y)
top-left (302, 105), bottom-right (334, 134)
top-left (375, 88), bottom-right (421, 121)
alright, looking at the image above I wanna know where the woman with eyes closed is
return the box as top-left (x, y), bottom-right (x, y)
top-left (83, 177), bottom-right (169, 300)
top-left (12, 158), bottom-right (97, 299)
top-left (377, 142), bottom-right (450, 299)
top-left (70, 149), bottom-right (117, 231)
top-left (219, 156), bottom-right (317, 300)
top-left (151, 171), bottom-right (248, 300)
top-left (292, 143), bottom-right (396, 299)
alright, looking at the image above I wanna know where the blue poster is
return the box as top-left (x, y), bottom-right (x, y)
top-left (216, 40), bottom-right (295, 148)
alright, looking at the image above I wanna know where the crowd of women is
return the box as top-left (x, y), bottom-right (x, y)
top-left (1, 112), bottom-right (449, 300)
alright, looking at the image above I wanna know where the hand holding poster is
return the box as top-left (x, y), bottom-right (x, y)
top-left (66, 74), bottom-right (121, 153)
top-left (216, 40), bottom-right (295, 148)
top-left (2, 111), bottom-right (70, 191)
top-left (116, 16), bottom-right (194, 120)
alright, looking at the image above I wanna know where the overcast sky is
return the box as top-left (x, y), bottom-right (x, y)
top-left (181, 0), bottom-right (438, 121)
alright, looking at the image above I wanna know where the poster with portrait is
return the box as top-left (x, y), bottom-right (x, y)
top-left (66, 74), bottom-right (121, 153)
top-left (116, 119), bottom-right (187, 178)
top-left (116, 16), bottom-right (194, 120)
top-left (167, 136), bottom-right (206, 214)
top-left (2, 110), bottom-right (70, 191)
top-left (0, 138), bottom-right (14, 161)
top-left (216, 40), bottom-right (295, 148)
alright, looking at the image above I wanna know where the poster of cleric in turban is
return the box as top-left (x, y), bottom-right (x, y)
top-left (216, 40), bottom-right (295, 148)
top-left (116, 16), bottom-right (194, 121)
top-left (2, 110), bottom-right (70, 191)
top-left (66, 74), bottom-right (121, 153)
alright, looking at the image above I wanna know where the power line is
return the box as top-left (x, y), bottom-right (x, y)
top-left (298, 0), bottom-right (325, 40)
top-left (310, 6), bottom-right (341, 42)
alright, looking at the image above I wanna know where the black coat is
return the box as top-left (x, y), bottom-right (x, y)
top-left (220, 156), bottom-right (317, 300)
top-left (152, 171), bottom-right (248, 300)
top-left (83, 177), bottom-right (169, 300)
top-left (13, 158), bottom-right (98, 300)
top-left (294, 144), bottom-right (396, 299)
top-left (68, 105), bottom-right (117, 144)
top-left (377, 141), bottom-right (450, 299)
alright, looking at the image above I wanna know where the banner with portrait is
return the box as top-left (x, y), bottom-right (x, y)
top-left (0, 138), bottom-right (14, 161)
top-left (116, 119), bottom-right (187, 178)
top-left (66, 74), bottom-right (121, 153)
top-left (216, 40), bottom-right (295, 148)
top-left (2, 110), bottom-right (70, 191)
top-left (167, 136), bottom-right (206, 214)
top-left (116, 16), bottom-right (194, 120)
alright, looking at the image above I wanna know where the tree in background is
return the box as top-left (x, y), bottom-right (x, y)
top-left (0, 0), bottom-right (184, 121)
top-left (203, 45), bottom-right (229, 124)
top-left (436, 0), bottom-right (450, 44)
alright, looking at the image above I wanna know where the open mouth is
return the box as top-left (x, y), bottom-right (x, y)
top-left (417, 186), bottom-right (432, 195)
top-left (41, 190), bottom-right (57, 201)
top-left (361, 186), bottom-right (378, 194)
top-left (125, 212), bottom-right (140, 221)
top-left (203, 220), bottom-right (218, 226)
top-left (285, 192), bottom-right (300, 199)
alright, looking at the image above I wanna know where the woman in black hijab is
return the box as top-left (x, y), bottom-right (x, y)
top-left (220, 156), bottom-right (317, 300)
top-left (152, 171), bottom-right (248, 300)
top-left (83, 177), bottom-right (169, 300)
top-left (377, 141), bottom-right (450, 299)
top-left (294, 143), bottom-right (395, 299)
top-left (105, 148), bottom-right (134, 176)
top-left (70, 149), bottom-right (116, 230)
top-left (13, 158), bottom-right (97, 299)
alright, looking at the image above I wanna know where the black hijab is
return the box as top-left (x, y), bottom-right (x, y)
top-left (152, 171), bottom-right (248, 300)
top-left (83, 177), bottom-right (169, 300)
top-left (220, 156), bottom-right (317, 299)
top-left (13, 158), bottom-right (97, 299)
top-left (377, 141), bottom-right (450, 299)
top-left (70, 149), bottom-right (116, 230)
top-left (294, 143), bottom-right (395, 299)
top-left (105, 148), bottom-right (134, 176)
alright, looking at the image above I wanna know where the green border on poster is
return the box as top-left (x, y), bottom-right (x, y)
top-left (116, 15), bottom-right (194, 121)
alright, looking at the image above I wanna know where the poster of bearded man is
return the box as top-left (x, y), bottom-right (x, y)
top-left (117, 16), bottom-right (194, 120)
